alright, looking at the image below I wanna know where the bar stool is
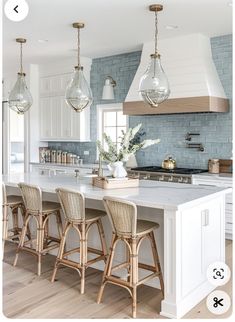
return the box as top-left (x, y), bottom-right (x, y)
top-left (51, 188), bottom-right (107, 294)
top-left (2, 183), bottom-right (31, 250)
top-left (13, 183), bottom-right (63, 276)
top-left (97, 196), bottom-right (164, 318)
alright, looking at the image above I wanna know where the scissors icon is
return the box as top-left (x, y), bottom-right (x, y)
top-left (213, 297), bottom-right (224, 308)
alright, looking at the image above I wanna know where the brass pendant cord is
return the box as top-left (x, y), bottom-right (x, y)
top-left (20, 42), bottom-right (23, 74)
top-left (153, 10), bottom-right (158, 77)
top-left (155, 10), bottom-right (158, 55)
top-left (77, 27), bottom-right (80, 68)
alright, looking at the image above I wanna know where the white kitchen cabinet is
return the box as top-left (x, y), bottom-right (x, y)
top-left (39, 73), bottom-right (90, 141)
top-left (181, 199), bottom-right (223, 297)
top-left (192, 174), bottom-right (233, 240)
top-left (40, 97), bottom-right (51, 139)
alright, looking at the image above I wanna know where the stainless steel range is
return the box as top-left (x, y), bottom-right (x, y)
top-left (128, 166), bottom-right (207, 184)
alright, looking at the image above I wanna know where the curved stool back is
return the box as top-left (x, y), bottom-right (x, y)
top-left (98, 196), bottom-right (164, 318)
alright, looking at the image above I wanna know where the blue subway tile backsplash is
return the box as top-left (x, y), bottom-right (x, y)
top-left (49, 35), bottom-right (232, 169)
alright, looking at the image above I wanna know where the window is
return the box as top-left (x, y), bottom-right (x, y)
top-left (97, 103), bottom-right (128, 154)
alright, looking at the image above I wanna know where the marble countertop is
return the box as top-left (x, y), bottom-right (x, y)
top-left (192, 172), bottom-right (233, 181)
top-left (3, 173), bottom-right (231, 211)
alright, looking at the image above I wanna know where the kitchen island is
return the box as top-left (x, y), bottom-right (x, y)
top-left (2, 173), bottom-right (231, 318)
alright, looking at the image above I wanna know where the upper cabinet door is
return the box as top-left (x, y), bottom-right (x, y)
top-left (40, 77), bottom-right (51, 97)
top-left (39, 73), bottom-right (90, 141)
top-left (40, 97), bottom-right (51, 139)
top-left (60, 97), bottom-right (72, 139)
top-left (51, 97), bottom-right (62, 138)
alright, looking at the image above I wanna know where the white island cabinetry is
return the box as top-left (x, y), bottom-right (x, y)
top-left (3, 173), bottom-right (231, 319)
top-left (192, 173), bottom-right (233, 239)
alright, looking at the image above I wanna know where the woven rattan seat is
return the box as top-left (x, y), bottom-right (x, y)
top-left (136, 219), bottom-right (159, 236)
top-left (51, 188), bottom-right (107, 295)
top-left (97, 196), bottom-right (164, 318)
top-left (6, 195), bottom-right (23, 206)
top-left (42, 201), bottom-right (61, 213)
top-left (82, 208), bottom-right (106, 222)
top-left (13, 183), bottom-right (63, 276)
top-left (2, 183), bottom-right (30, 250)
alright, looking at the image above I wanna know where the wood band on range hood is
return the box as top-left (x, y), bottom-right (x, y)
top-left (123, 96), bottom-right (229, 115)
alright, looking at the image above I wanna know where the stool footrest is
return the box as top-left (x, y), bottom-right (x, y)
top-left (137, 272), bottom-right (160, 286)
top-left (105, 275), bottom-right (131, 288)
top-left (86, 255), bottom-right (106, 266)
top-left (138, 262), bottom-right (157, 272)
top-left (63, 246), bottom-right (103, 258)
top-left (112, 262), bottom-right (130, 272)
top-left (41, 243), bottom-right (60, 254)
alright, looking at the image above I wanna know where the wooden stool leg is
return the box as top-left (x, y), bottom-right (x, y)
top-left (12, 207), bottom-right (19, 237)
top-left (56, 210), bottom-right (63, 239)
top-left (126, 242), bottom-right (131, 283)
top-left (43, 219), bottom-right (49, 249)
top-left (2, 205), bottom-right (8, 250)
top-left (13, 213), bottom-right (30, 267)
top-left (80, 222), bottom-right (87, 294)
top-left (36, 215), bottom-right (44, 276)
top-left (97, 233), bottom-right (117, 304)
top-left (51, 222), bottom-right (71, 282)
top-left (131, 238), bottom-right (138, 319)
top-left (21, 205), bottom-right (31, 241)
top-left (96, 219), bottom-right (107, 262)
top-left (149, 231), bottom-right (164, 296)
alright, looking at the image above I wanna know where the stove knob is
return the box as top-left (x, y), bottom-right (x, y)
top-left (143, 174), bottom-right (150, 180)
top-left (159, 175), bottom-right (164, 181)
top-left (178, 177), bottom-right (183, 183)
top-left (168, 176), bottom-right (173, 182)
top-left (183, 178), bottom-right (188, 183)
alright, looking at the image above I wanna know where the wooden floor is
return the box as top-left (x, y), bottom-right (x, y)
top-left (2, 240), bottom-right (232, 319)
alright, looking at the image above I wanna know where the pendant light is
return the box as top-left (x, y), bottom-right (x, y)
top-left (139, 4), bottom-right (170, 107)
top-left (8, 38), bottom-right (33, 115)
top-left (65, 22), bottom-right (93, 112)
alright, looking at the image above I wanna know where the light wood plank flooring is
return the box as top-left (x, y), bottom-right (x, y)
top-left (3, 240), bottom-right (232, 319)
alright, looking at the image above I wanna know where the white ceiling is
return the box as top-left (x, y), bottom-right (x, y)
top-left (3, 0), bottom-right (233, 73)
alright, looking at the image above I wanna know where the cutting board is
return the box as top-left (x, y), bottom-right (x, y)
top-left (219, 159), bottom-right (232, 173)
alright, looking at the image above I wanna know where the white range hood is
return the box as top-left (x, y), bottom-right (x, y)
top-left (124, 33), bottom-right (228, 115)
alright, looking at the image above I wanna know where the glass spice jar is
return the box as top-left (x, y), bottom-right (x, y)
top-left (208, 159), bottom-right (220, 174)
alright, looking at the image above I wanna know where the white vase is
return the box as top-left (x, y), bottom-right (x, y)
top-left (107, 161), bottom-right (127, 178)
top-left (126, 154), bottom-right (138, 168)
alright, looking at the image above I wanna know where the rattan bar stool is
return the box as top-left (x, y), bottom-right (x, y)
top-left (13, 183), bottom-right (63, 276)
top-left (51, 187), bottom-right (107, 294)
top-left (97, 196), bottom-right (164, 318)
top-left (2, 183), bottom-right (31, 250)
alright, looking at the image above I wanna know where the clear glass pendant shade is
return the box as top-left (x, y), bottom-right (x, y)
top-left (9, 73), bottom-right (33, 115)
top-left (139, 55), bottom-right (170, 107)
top-left (65, 67), bottom-right (93, 112)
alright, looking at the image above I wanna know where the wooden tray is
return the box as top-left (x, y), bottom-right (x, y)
top-left (92, 177), bottom-right (139, 189)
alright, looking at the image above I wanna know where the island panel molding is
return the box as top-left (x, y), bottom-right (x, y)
top-left (2, 173), bottom-right (230, 318)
